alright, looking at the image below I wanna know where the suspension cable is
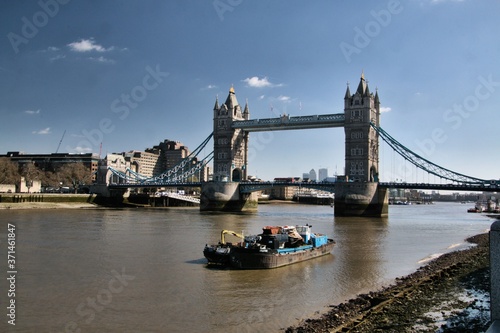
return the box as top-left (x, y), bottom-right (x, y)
top-left (371, 123), bottom-right (485, 185)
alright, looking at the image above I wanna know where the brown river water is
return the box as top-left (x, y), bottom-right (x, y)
top-left (0, 202), bottom-right (494, 332)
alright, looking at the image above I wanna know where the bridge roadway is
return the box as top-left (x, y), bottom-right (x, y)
top-left (108, 182), bottom-right (202, 189)
top-left (378, 182), bottom-right (500, 192)
top-left (241, 181), bottom-right (500, 193)
top-left (108, 181), bottom-right (498, 193)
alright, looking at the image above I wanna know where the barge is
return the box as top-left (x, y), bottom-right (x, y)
top-left (203, 225), bottom-right (335, 269)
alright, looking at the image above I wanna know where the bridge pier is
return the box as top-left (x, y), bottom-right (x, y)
top-left (334, 182), bottom-right (388, 217)
top-left (200, 182), bottom-right (258, 212)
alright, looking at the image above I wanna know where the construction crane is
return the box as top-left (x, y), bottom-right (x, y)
top-left (55, 130), bottom-right (66, 153)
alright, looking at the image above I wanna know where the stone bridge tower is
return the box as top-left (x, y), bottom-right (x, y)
top-left (212, 87), bottom-right (249, 182)
top-left (201, 87), bottom-right (257, 211)
top-left (343, 73), bottom-right (380, 182)
top-left (334, 73), bottom-right (387, 217)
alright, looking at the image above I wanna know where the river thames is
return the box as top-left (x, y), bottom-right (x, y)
top-left (0, 202), bottom-right (494, 332)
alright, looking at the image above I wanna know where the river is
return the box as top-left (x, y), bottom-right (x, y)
top-left (0, 202), bottom-right (494, 333)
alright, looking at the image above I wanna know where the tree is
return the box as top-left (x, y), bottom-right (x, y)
top-left (58, 163), bottom-right (93, 193)
top-left (41, 170), bottom-right (60, 189)
top-left (0, 157), bottom-right (20, 184)
top-left (20, 163), bottom-right (42, 193)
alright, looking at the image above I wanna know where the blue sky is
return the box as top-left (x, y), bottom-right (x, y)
top-left (1, 0), bottom-right (499, 182)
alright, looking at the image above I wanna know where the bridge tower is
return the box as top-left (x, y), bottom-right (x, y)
top-left (212, 86), bottom-right (249, 182)
top-left (335, 73), bottom-right (388, 217)
top-left (343, 72), bottom-right (380, 182)
top-left (200, 87), bottom-right (257, 211)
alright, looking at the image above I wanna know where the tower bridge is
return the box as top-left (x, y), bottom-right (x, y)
top-left (202, 73), bottom-right (387, 215)
top-left (104, 73), bottom-right (496, 216)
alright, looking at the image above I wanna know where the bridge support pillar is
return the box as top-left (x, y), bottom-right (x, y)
top-left (200, 182), bottom-right (258, 212)
top-left (334, 182), bottom-right (388, 217)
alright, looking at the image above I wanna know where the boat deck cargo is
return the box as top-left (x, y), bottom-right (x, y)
top-left (203, 224), bottom-right (335, 269)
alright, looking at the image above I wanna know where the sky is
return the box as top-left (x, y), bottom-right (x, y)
top-left (1, 0), bottom-right (499, 182)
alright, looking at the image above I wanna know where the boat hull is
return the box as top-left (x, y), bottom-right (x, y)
top-left (204, 239), bottom-right (335, 269)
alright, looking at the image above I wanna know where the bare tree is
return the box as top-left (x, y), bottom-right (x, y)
top-left (0, 157), bottom-right (20, 184)
top-left (21, 163), bottom-right (41, 193)
top-left (58, 163), bottom-right (93, 193)
top-left (41, 170), bottom-right (60, 189)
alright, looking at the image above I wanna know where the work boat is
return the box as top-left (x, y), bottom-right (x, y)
top-left (203, 225), bottom-right (335, 269)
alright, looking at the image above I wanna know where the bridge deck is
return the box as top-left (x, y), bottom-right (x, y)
top-left (108, 181), bottom-right (498, 193)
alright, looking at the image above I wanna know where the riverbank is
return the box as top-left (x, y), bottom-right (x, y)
top-left (0, 202), bottom-right (98, 209)
top-left (285, 233), bottom-right (491, 332)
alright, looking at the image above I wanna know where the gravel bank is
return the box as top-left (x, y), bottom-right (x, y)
top-left (285, 233), bottom-right (491, 333)
top-left (0, 202), bottom-right (98, 209)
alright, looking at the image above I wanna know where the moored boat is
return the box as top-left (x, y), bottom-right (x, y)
top-left (203, 224), bottom-right (335, 269)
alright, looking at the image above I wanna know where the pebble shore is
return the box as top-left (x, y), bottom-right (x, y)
top-left (285, 233), bottom-right (491, 333)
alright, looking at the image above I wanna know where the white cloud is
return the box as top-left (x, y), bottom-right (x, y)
top-left (73, 146), bottom-right (93, 153)
top-left (67, 38), bottom-right (112, 52)
top-left (277, 95), bottom-right (291, 102)
top-left (243, 76), bottom-right (282, 88)
top-left (259, 95), bottom-right (265, 100)
top-left (201, 84), bottom-right (217, 90)
top-left (25, 109), bottom-right (40, 115)
top-left (50, 54), bottom-right (66, 62)
top-left (32, 127), bottom-right (51, 135)
top-left (380, 106), bottom-right (392, 113)
top-left (88, 56), bottom-right (115, 64)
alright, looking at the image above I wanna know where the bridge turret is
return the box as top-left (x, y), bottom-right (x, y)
top-left (243, 99), bottom-right (250, 120)
top-left (344, 83), bottom-right (351, 109)
top-left (356, 71), bottom-right (367, 95)
top-left (213, 95), bottom-right (219, 111)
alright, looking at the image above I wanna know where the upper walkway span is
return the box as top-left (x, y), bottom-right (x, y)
top-left (232, 113), bottom-right (345, 132)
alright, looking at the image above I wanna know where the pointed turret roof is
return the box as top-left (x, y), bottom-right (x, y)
top-left (364, 82), bottom-right (370, 96)
top-left (243, 99), bottom-right (249, 114)
top-left (224, 85), bottom-right (239, 109)
top-left (375, 89), bottom-right (380, 104)
top-left (213, 95), bottom-right (219, 110)
top-left (356, 71), bottom-right (367, 95)
top-left (344, 83), bottom-right (351, 99)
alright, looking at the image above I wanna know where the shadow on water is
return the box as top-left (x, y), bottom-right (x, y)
top-left (185, 258), bottom-right (209, 265)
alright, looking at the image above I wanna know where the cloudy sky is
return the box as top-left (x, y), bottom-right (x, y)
top-left (1, 0), bottom-right (499, 181)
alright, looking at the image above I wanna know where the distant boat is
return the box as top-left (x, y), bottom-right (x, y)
top-left (468, 202), bottom-right (485, 213)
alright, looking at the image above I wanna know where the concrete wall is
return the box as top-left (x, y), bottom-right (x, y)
top-left (0, 184), bottom-right (15, 193)
top-left (491, 221), bottom-right (500, 322)
top-left (334, 182), bottom-right (388, 217)
top-left (200, 182), bottom-right (258, 212)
